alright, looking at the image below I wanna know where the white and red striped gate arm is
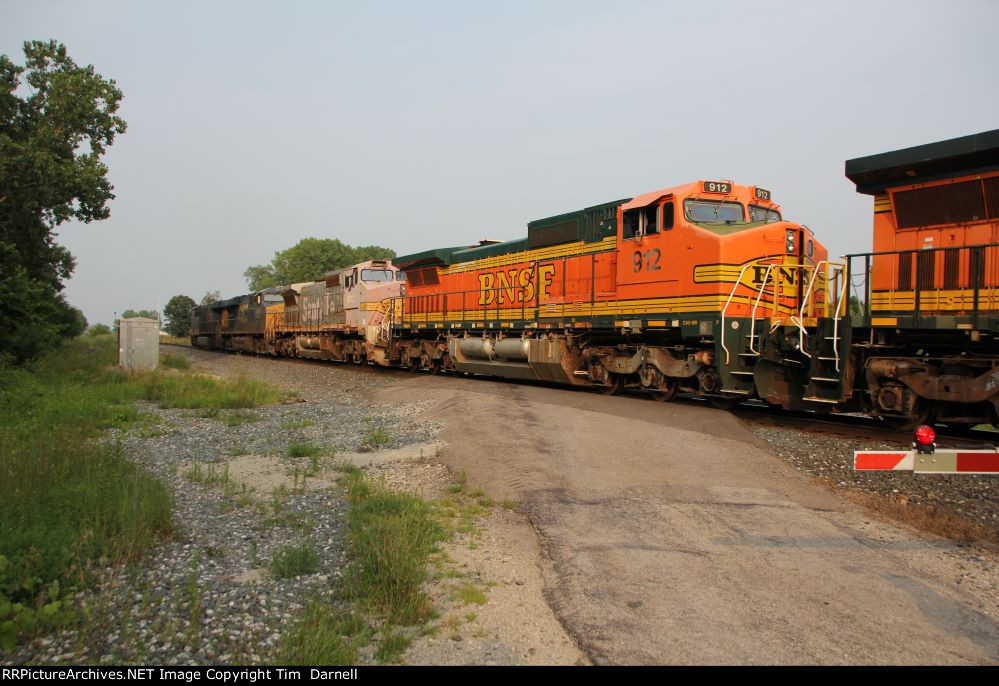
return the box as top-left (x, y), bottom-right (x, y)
top-left (854, 448), bottom-right (999, 474)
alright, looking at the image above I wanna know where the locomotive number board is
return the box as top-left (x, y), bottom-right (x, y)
top-left (754, 187), bottom-right (771, 201)
top-left (702, 181), bottom-right (731, 194)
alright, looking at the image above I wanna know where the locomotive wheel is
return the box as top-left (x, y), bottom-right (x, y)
top-left (351, 351), bottom-right (362, 365)
top-left (429, 359), bottom-right (443, 375)
top-left (648, 378), bottom-right (678, 402)
top-left (601, 374), bottom-right (625, 396)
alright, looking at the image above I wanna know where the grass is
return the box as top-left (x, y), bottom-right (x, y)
top-left (0, 336), bottom-right (173, 650)
top-left (159, 351), bottom-right (191, 370)
top-left (269, 544), bottom-right (320, 579)
top-left (453, 584), bottom-right (488, 606)
top-left (140, 370), bottom-right (281, 409)
top-left (0, 334), bottom-right (285, 650)
top-left (288, 441), bottom-right (321, 458)
top-left (276, 602), bottom-right (372, 665)
top-left (447, 474), bottom-right (467, 494)
top-left (225, 410), bottom-right (260, 427)
top-left (276, 466), bottom-right (448, 664)
top-left (361, 423), bottom-right (392, 449)
top-left (342, 472), bottom-right (448, 625)
top-left (159, 336), bottom-right (191, 347)
top-left (374, 629), bottom-right (412, 665)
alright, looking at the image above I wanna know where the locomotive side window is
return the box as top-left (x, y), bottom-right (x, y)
top-left (623, 204), bottom-right (665, 238)
top-left (643, 205), bottom-right (659, 235)
top-left (623, 209), bottom-right (640, 239)
top-left (662, 202), bottom-right (674, 231)
top-left (749, 205), bottom-right (781, 223)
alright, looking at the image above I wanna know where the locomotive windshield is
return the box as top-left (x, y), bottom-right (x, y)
top-left (749, 205), bottom-right (781, 223)
top-left (684, 199), bottom-right (745, 224)
top-left (361, 269), bottom-right (395, 282)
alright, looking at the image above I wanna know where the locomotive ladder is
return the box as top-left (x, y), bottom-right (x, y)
top-left (798, 260), bottom-right (849, 371)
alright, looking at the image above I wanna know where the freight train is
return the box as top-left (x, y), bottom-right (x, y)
top-left (191, 129), bottom-right (999, 428)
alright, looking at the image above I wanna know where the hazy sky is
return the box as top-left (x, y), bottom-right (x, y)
top-left (5, 0), bottom-right (998, 326)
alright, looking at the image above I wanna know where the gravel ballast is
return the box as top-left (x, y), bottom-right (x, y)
top-left (752, 426), bottom-right (999, 538)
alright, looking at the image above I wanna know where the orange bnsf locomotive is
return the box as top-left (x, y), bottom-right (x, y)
top-left (387, 180), bottom-right (833, 406)
top-left (837, 129), bottom-right (999, 427)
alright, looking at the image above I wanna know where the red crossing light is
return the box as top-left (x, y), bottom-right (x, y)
top-left (914, 425), bottom-right (935, 446)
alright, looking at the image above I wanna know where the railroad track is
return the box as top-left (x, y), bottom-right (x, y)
top-left (164, 343), bottom-right (998, 449)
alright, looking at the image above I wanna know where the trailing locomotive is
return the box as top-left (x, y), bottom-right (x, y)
top-left (747, 129), bottom-right (999, 428)
top-left (840, 129), bottom-right (999, 427)
top-left (191, 259), bottom-right (405, 365)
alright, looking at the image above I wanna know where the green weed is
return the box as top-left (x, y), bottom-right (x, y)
top-left (269, 544), bottom-right (320, 579)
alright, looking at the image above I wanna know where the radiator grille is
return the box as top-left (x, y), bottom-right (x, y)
top-left (984, 177), bottom-right (999, 219)
top-left (943, 249), bottom-right (961, 290)
top-left (898, 252), bottom-right (913, 289)
top-left (893, 180), bottom-right (986, 228)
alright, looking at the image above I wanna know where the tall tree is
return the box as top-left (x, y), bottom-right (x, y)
top-left (163, 294), bottom-right (196, 337)
top-left (244, 238), bottom-right (396, 291)
top-left (0, 40), bottom-right (125, 364)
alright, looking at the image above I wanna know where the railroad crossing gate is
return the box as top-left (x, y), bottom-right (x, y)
top-left (854, 449), bottom-right (999, 474)
top-left (118, 317), bottom-right (160, 371)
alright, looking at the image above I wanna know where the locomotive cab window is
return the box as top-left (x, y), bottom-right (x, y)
top-left (361, 269), bottom-right (393, 282)
top-left (684, 199), bottom-right (745, 224)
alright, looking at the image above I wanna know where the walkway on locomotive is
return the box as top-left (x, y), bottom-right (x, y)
top-left (392, 180), bottom-right (831, 332)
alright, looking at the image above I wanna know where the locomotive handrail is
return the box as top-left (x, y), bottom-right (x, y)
top-left (748, 264), bottom-right (776, 356)
top-left (844, 242), bottom-right (997, 326)
top-left (798, 260), bottom-right (848, 371)
top-left (720, 263), bottom-right (754, 365)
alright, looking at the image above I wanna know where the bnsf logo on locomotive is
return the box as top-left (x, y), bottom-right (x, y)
top-left (478, 265), bottom-right (557, 305)
top-left (752, 265), bottom-right (799, 285)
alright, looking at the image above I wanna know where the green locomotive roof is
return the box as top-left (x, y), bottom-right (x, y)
top-left (846, 129), bottom-right (999, 195)
top-left (394, 198), bottom-right (628, 270)
top-left (450, 238), bottom-right (529, 262)
top-left (393, 246), bottom-right (471, 269)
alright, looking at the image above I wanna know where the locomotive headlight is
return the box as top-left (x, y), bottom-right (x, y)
top-left (785, 229), bottom-right (796, 253)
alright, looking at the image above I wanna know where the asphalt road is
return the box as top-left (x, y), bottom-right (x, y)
top-left (374, 373), bottom-right (999, 665)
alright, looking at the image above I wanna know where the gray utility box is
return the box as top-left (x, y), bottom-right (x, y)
top-left (118, 317), bottom-right (160, 371)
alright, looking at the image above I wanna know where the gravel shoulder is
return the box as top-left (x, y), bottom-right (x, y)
top-left (8, 348), bottom-right (583, 665)
top-left (751, 425), bottom-right (999, 540)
